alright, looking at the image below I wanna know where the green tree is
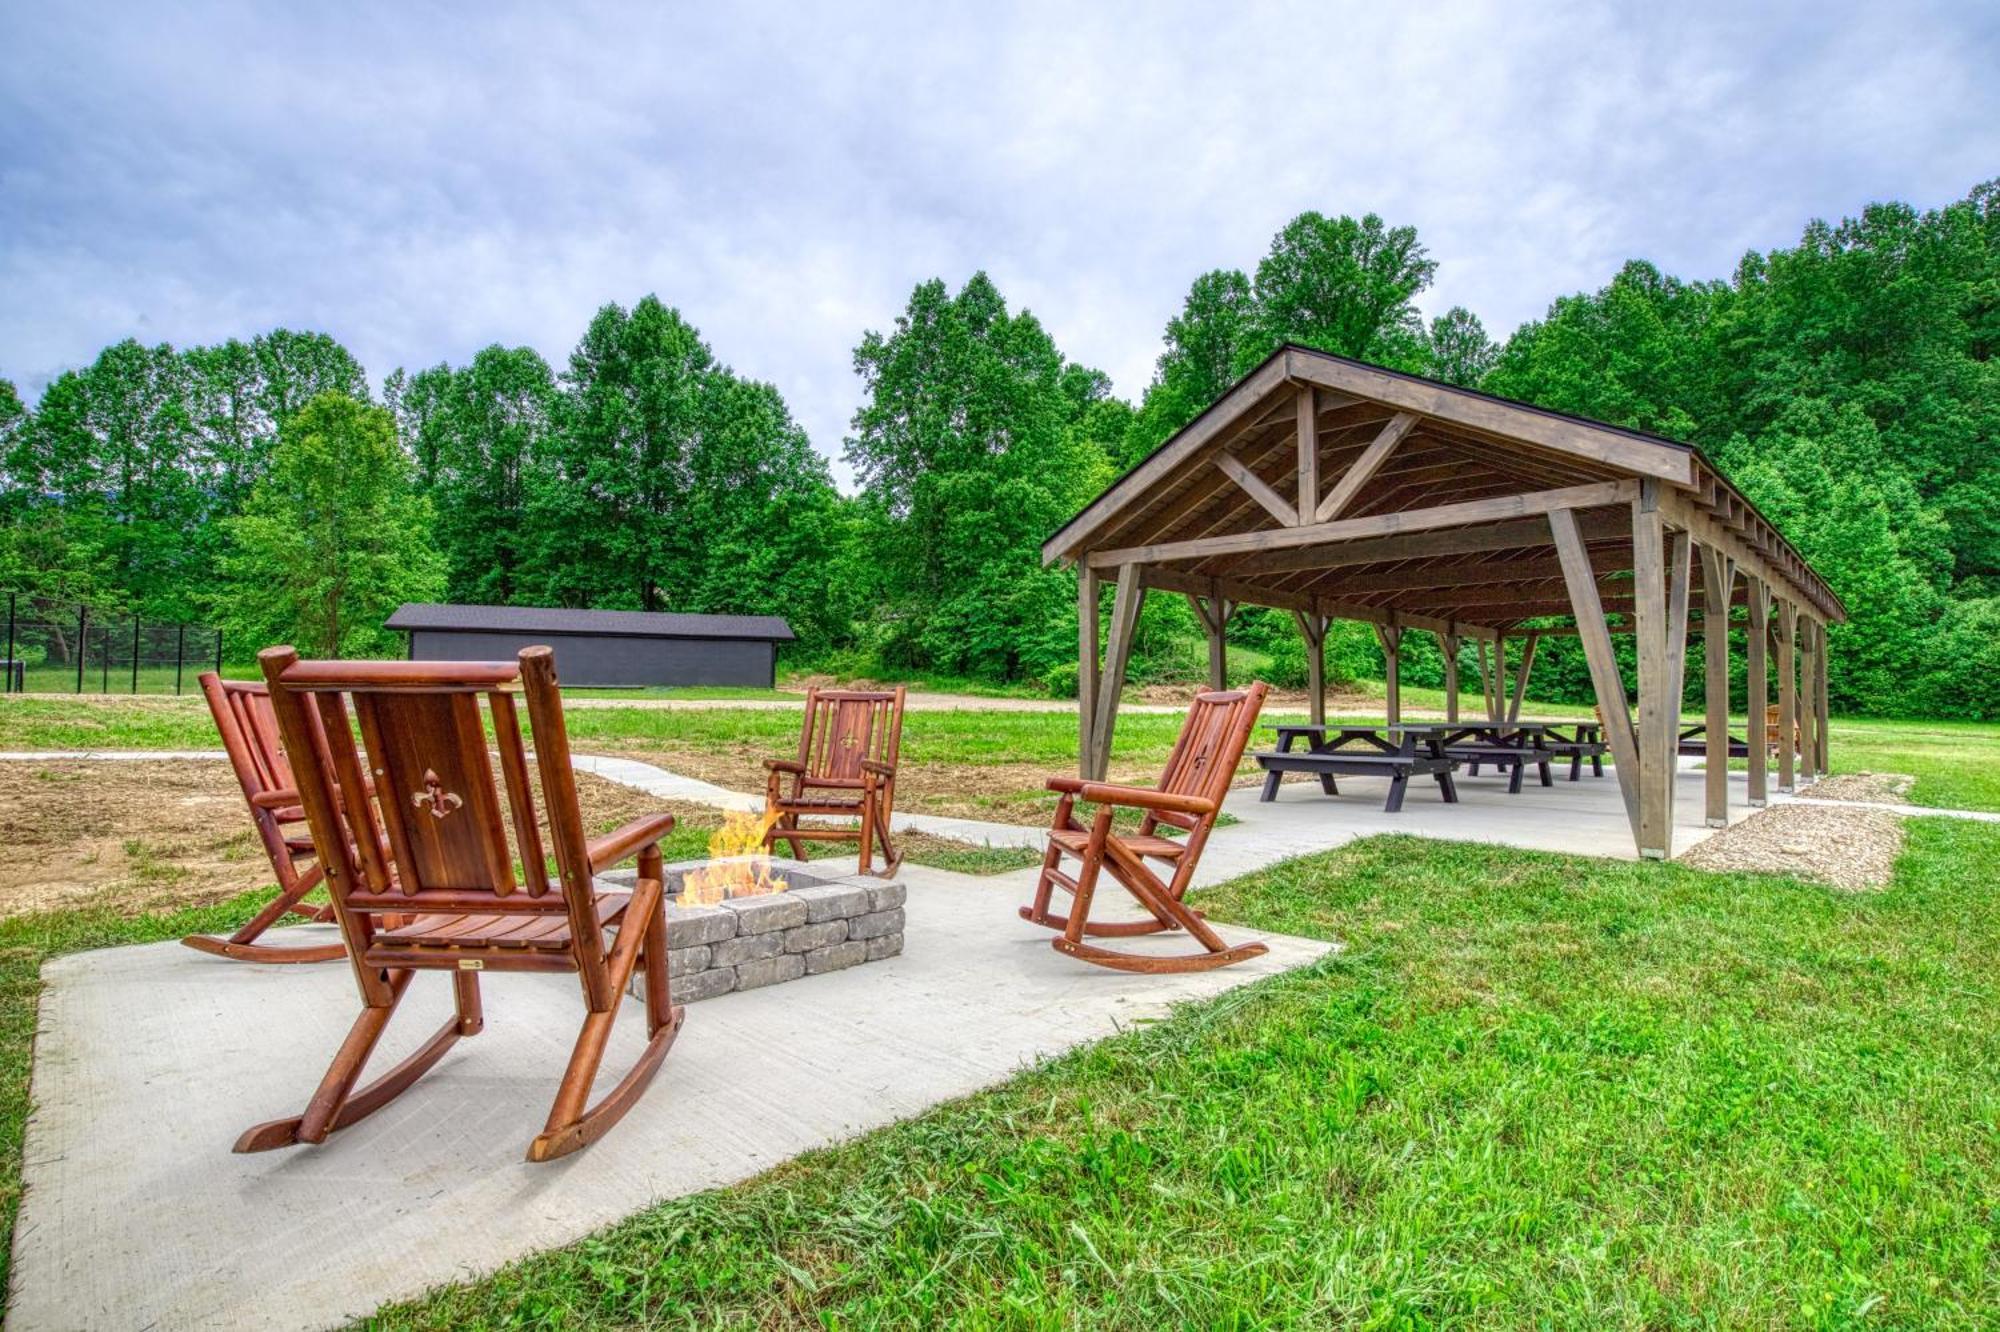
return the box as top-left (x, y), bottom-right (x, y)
top-left (1248, 211), bottom-right (1436, 369)
top-left (1424, 306), bottom-right (1497, 386)
top-left (537, 297), bottom-right (713, 609)
top-left (1123, 213), bottom-right (1441, 463)
top-left (386, 346), bottom-right (559, 604)
top-left (215, 392), bottom-right (444, 657)
top-left (5, 340), bottom-right (205, 617)
top-left (678, 373), bottom-right (857, 650)
top-left (183, 329), bottom-right (370, 514)
top-left (847, 273), bottom-right (1112, 680)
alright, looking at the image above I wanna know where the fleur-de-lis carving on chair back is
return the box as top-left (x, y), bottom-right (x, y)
top-left (303, 681), bottom-right (556, 903)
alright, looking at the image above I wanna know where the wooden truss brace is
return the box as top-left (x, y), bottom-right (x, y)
top-left (1508, 632), bottom-right (1539, 722)
top-left (1315, 411), bottom-right (1418, 523)
top-left (1185, 583), bottom-right (1235, 690)
top-left (1214, 451), bottom-right (1297, 526)
top-left (1085, 563), bottom-right (1146, 779)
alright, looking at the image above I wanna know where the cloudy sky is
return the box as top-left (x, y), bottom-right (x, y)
top-left (3, 1), bottom-right (1994, 484)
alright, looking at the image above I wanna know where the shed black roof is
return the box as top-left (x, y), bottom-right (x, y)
top-left (386, 604), bottom-right (795, 641)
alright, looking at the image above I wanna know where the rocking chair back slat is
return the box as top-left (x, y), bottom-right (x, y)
top-left (1149, 688), bottom-right (1259, 830)
top-left (490, 692), bottom-right (551, 897)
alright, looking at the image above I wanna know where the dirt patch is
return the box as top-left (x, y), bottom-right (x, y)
top-left (0, 759), bottom-right (1030, 921)
top-left (0, 759), bottom-right (268, 917)
top-left (1677, 802), bottom-right (1906, 890)
top-left (1797, 772), bottom-right (1916, 804)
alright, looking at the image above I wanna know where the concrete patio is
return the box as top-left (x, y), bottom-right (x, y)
top-left (7, 867), bottom-right (1330, 1331)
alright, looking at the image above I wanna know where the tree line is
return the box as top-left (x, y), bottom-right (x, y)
top-left (2, 179), bottom-right (1994, 716)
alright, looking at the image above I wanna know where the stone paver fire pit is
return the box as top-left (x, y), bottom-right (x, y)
top-left (602, 856), bottom-right (905, 1002)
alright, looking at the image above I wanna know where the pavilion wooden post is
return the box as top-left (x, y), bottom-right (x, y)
top-left (1798, 619), bottom-right (1820, 786)
top-left (1440, 630), bottom-right (1461, 722)
top-left (1077, 565), bottom-right (1100, 778)
top-left (1086, 563), bottom-right (1145, 780)
top-left (1507, 632), bottom-right (1539, 722)
top-left (1815, 627), bottom-right (1831, 772)
top-left (1375, 623), bottom-right (1403, 724)
top-left (1745, 577), bottom-right (1771, 807)
top-left (1632, 485), bottom-right (1690, 859)
top-left (1699, 544), bottom-right (1736, 827)
top-left (1550, 507), bottom-right (1641, 837)
top-left (1777, 599), bottom-right (1798, 792)
top-left (1293, 609), bottom-right (1329, 725)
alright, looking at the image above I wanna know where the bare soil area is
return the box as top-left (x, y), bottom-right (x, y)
top-left (0, 759), bottom-right (1027, 920)
top-left (1678, 802), bottom-right (1906, 890)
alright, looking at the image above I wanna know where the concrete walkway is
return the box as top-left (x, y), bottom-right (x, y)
top-left (7, 867), bottom-right (1330, 1331)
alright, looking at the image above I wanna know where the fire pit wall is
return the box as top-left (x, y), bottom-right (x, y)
top-left (600, 857), bottom-right (905, 1003)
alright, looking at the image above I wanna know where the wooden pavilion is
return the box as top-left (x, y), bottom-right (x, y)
top-left (1044, 345), bottom-right (1845, 859)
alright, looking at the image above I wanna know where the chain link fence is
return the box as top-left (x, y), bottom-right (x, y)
top-left (2, 591), bottom-right (224, 694)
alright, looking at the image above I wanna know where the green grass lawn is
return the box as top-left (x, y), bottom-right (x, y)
top-left (1823, 716), bottom-right (2000, 811)
top-left (9, 694), bottom-right (2000, 816)
top-left (365, 821), bottom-right (2000, 1329)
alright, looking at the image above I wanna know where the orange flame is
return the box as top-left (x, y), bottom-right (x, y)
top-left (679, 809), bottom-right (791, 906)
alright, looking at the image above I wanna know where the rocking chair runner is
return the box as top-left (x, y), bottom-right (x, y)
top-left (182, 674), bottom-right (344, 964)
top-left (240, 645), bottom-right (682, 1163)
top-left (1022, 682), bottom-right (1270, 974)
top-left (763, 685), bottom-right (906, 876)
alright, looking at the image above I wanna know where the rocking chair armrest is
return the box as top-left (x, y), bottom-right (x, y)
top-left (1077, 782), bottom-right (1216, 817)
top-left (1044, 775), bottom-right (1088, 795)
top-left (763, 759), bottom-right (807, 775)
top-left (859, 759), bottom-right (896, 778)
top-left (586, 813), bottom-right (679, 873)
top-left (249, 787), bottom-right (301, 810)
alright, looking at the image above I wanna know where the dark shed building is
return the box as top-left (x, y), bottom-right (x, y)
top-left (386, 604), bottom-right (795, 688)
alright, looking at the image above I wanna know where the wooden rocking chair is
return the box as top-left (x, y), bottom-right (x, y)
top-left (182, 674), bottom-right (344, 964)
top-left (1022, 682), bottom-right (1270, 974)
top-left (239, 645), bottom-right (683, 1163)
top-left (764, 686), bottom-right (906, 876)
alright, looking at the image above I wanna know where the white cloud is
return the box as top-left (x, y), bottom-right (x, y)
top-left (2, 0), bottom-right (1994, 487)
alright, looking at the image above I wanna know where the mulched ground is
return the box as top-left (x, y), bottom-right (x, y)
top-left (1797, 771), bottom-right (1916, 803)
top-left (1677, 801), bottom-right (1906, 890)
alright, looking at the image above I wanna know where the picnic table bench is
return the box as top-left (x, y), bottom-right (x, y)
top-left (1677, 722), bottom-right (1752, 758)
top-left (1533, 720), bottom-right (1608, 779)
top-left (1450, 720), bottom-right (1609, 784)
top-left (1440, 723), bottom-right (1554, 793)
top-left (1254, 724), bottom-right (1460, 813)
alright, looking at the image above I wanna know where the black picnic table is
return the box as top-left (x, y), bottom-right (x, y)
top-left (1446, 719), bottom-right (1610, 785)
top-left (1254, 723), bottom-right (1460, 812)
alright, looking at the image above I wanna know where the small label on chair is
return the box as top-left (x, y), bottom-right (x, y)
top-left (457, 959), bottom-right (484, 970)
